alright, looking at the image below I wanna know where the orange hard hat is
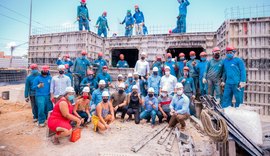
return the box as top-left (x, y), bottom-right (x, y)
top-left (179, 53), bottom-right (185, 57)
top-left (102, 66), bottom-right (108, 69)
top-left (41, 65), bottom-right (50, 71)
top-left (212, 47), bottom-right (220, 52)
top-left (183, 66), bottom-right (189, 71)
top-left (167, 53), bottom-right (172, 57)
top-left (64, 54), bottom-right (70, 58)
top-left (226, 46), bottom-right (235, 51)
top-left (189, 51), bottom-right (196, 56)
top-left (30, 64), bottom-right (38, 69)
top-left (103, 11), bottom-right (107, 16)
top-left (200, 52), bottom-right (207, 56)
top-left (98, 52), bottom-right (103, 57)
top-left (81, 50), bottom-right (87, 55)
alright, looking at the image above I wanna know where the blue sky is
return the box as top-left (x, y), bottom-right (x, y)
top-left (0, 0), bottom-right (269, 56)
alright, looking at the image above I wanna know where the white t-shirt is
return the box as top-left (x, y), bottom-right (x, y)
top-left (134, 60), bottom-right (150, 76)
top-left (160, 75), bottom-right (177, 94)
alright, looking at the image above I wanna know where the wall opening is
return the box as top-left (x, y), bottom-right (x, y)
top-left (111, 49), bottom-right (139, 68)
top-left (167, 47), bottom-right (204, 61)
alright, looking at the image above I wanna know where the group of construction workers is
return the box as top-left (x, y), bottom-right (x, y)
top-left (24, 45), bottom-right (246, 144)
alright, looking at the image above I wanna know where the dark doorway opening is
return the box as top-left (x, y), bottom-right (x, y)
top-left (111, 49), bottom-right (139, 68)
top-left (167, 47), bottom-right (204, 61)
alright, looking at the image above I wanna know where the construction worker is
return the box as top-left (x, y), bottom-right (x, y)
top-left (80, 70), bottom-right (98, 94)
top-left (152, 56), bottom-right (163, 76)
top-left (120, 10), bottom-right (135, 37)
top-left (93, 52), bottom-right (107, 75)
top-left (186, 51), bottom-right (200, 96)
top-left (197, 52), bottom-right (208, 96)
top-left (147, 67), bottom-right (161, 97)
top-left (203, 47), bottom-right (224, 104)
top-left (134, 52), bottom-right (150, 79)
top-left (112, 74), bottom-right (125, 91)
top-left (91, 80), bottom-right (109, 113)
top-left (133, 5), bottom-right (145, 35)
top-left (133, 72), bottom-right (147, 97)
top-left (91, 91), bottom-right (115, 132)
top-left (140, 88), bottom-right (158, 128)
top-left (116, 54), bottom-right (129, 68)
top-left (125, 73), bottom-right (135, 93)
top-left (169, 83), bottom-right (190, 131)
top-left (221, 46), bottom-right (246, 108)
top-left (32, 65), bottom-right (53, 127)
top-left (96, 66), bottom-right (112, 88)
top-left (143, 25), bottom-right (148, 35)
top-left (73, 50), bottom-right (91, 94)
top-left (177, 0), bottom-right (190, 33)
top-left (160, 66), bottom-right (177, 95)
top-left (165, 53), bottom-right (178, 77)
top-left (178, 66), bottom-right (196, 115)
top-left (96, 11), bottom-right (110, 37)
top-left (157, 86), bottom-right (173, 123)
top-left (50, 65), bottom-right (71, 104)
top-left (111, 83), bottom-right (128, 122)
top-left (64, 64), bottom-right (73, 86)
top-left (25, 63), bottom-right (40, 123)
top-left (56, 54), bottom-right (73, 73)
top-left (126, 85), bottom-right (143, 124)
top-left (77, 0), bottom-right (91, 31)
top-left (177, 53), bottom-right (186, 78)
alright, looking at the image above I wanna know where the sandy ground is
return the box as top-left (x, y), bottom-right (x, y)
top-left (0, 84), bottom-right (216, 156)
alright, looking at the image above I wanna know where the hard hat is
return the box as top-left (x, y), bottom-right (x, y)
top-left (183, 66), bottom-right (189, 71)
top-left (103, 11), bottom-right (107, 16)
top-left (81, 0), bottom-right (86, 3)
top-left (141, 52), bottom-right (147, 56)
top-left (189, 51), bottom-right (196, 56)
top-left (179, 53), bottom-right (185, 57)
top-left (226, 46), bottom-right (235, 51)
top-left (64, 54), bottom-right (70, 58)
top-left (102, 66), bottom-right (108, 69)
top-left (58, 65), bottom-right (66, 70)
top-left (64, 64), bottom-right (69, 69)
top-left (167, 53), bottom-right (172, 57)
top-left (102, 91), bottom-right (109, 97)
top-left (30, 64), bottom-right (38, 69)
top-left (132, 85), bottom-right (138, 90)
top-left (212, 47), bottom-right (220, 52)
top-left (118, 83), bottom-right (125, 89)
top-left (99, 80), bottom-right (106, 85)
top-left (87, 70), bottom-right (94, 75)
top-left (81, 50), bottom-right (87, 55)
top-left (65, 87), bottom-right (75, 94)
top-left (175, 83), bottom-right (183, 89)
top-left (156, 56), bottom-right (162, 60)
top-left (200, 52), bottom-right (207, 56)
top-left (162, 86), bottom-right (168, 92)
top-left (148, 87), bottom-right (154, 93)
top-left (133, 72), bottom-right (139, 75)
top-left (118, 74), bottom-right (123, 78)
top-left (82, 87), bottom-right (90, 93)
top-left (41, 65), bottom-right (50, 71)
top-left (135, 5), bottom-right (139, 9)
top-left (164, 66), bottom-right (170, 70)
top-left (128, 73), bottom-right (133, 77)
top-left (98, 52), bottom-right (103, 57)
top-left (153, 67), bottom-right (158, 72)
top-left (169, 29), bottom-right (172, 34)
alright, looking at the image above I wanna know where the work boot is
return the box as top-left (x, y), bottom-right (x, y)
top-left (39, 123), bottom-right (45, 127)
top-left (33, 119), bottom-right (38, 123)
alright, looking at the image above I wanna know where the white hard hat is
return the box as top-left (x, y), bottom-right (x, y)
top-left (132, 85), bottom-right (138, 90)
top-left (133, 72), bottom-right (139, 75)
top-left (118, 83), bottom-right (125, 89)
top-left (82, 87), bottom-right (90, 93)
top-left (164, 66), bottom-right (170, 70)
top-left (148, 87), bottom-right (154, 93)
top-left (118, 74), bottom-right (123, 78)
top-left (58, 65), bottom-right (65, 70)
top-left (153, 67), bottom-right (158, 72)
top-left (102, 91), bottom-right (109, 97)
top-left (141, 52), bottom-right (147, 56)
top-left (175, 83), bottom-right (183, 89)
top-left (99, 80), bottom-right (106, 85)
top-left (65, 87), bottom-right (75, 94)
top-left (128, 73), bottom-right (133, 77)
top-left (162, 86), bottom-right (168, 92)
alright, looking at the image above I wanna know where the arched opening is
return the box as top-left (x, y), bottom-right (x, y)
top-left (111, 49), bottom-right (139, 68)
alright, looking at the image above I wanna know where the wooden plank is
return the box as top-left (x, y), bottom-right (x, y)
top-left (189, 115), bottom-right (204, 132)
top-left (131, 125), bottom-right (166, 153)
top-left (227, 140), bottom-right (236, 156)
top-left (157, 127), bottom-right (173, 145)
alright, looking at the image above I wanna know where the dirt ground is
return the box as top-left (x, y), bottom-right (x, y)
top-left (0, 84), bottom-right (216, 156)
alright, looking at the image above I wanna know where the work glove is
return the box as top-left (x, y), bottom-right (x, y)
top-left (202, 78), bottom-right (207, 84)
top-left (239, 82), bottom-right (246, 88)
top-left (220, 82), bottom-right (225, 87)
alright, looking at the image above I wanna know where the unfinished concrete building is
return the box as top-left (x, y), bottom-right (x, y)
top-left (28, 16), bottom-right (270, 116)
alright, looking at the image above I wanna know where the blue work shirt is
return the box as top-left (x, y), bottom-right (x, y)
top-left (204, 59), bottom-right (224, 81)
top-left (143, 25), bottom-right (148, 35)
top-left (56, 59), bottom-right (73, 73)
top-left (179, 76), bottom-right (195, 95)
top-left (187, 59), bottom-right (200, 77)
top-left (196, 60), bottom-right (208, 79)
top-left (96, 72), bottom-right (112, 86)
top-left (152, 61), bottom-right (163, 76)
top-left (32, 74), bottom-right (52, 96)
top-left (77, 5), bottom-right (89, 19)
top-left (170, 94), bottom-right (190, 114)
top-left (122, 14), bottom-right (135, 26)
top-left (73, 57), bottom-right (91, 76)
top-left (165, 61), bottom-right (177, 77)
top-left (147, 74), bottom-right (161, 95)
top-left (96, 16), bottom-right (109, 29)
top-left (223, 57), bottom-right (246, 85)
top-left (116, 60), bottom-right (129, 68)
top-left (177, 60), bottom-right (185, 77)
top-left (178, 0), bottom-right (190, 16)
top-left (133, 11), bottom-right (144, 24)
top-left (144, 96), bottom-right (158, 112)
top-left (80, 77), bottom-right (98, 93)
top-left (93, 58), bottom-right (107, 74)
top-left (24, 71), bottom-right (40, 98)
top-left (125, 79), bottom-right (136, 93)
top-left (91, 88), bottom-right (109, 106)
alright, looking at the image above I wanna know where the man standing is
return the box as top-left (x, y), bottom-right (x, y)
top-left (96, 66), bottom-right (112, 88)
top-left (165, 53), bottom-right (177, 77)
top-left (125, 73), bottom-right (135, 94)
top-left (56, 54), bottom-right (73, 73)
top-left (50, 65), bottom-right (71, 103)
top-left (187, 51), bottom-right (200, 96)
top-left (197, 52), bottom-right (208, 96)
top-left (25, 64), bottom-right (40, 123)
top-left (96, 11), bottom-right (110, 37)
top-left (111, 83), bottom-right (127, 122)
top-left (169, 83), bottom-right (190, 131)
top-left (152, 56), bottom-right (163, 76)
top-left (93, 52), bottom-right (107, 75)
top-left (177, 53), bottom-right (186, 78)
top-left (147, 67), bottom-right (161, 97)
top-left (160, 66), bottom-right (177, 95)
top-left (32, 65), bottom-right (53, 127)
top-left (120, 10), bottom-right (135, 37)
top-left (116, 54), bottom-right (129, 68)
top-left (73, 50), bottom-right (91, 94)
top-left (203, 47), bottom-right (224, 104)
top-left (133, 5), bottom-right (145, 35)
top-left (173, 0), bottom-right (190, 33)
top-left (222, 46), bottom-right (246, 108)
top-left (80, 70), bottom-right (98, 94)
top-left (77, 0), bottom-right (90, 31)
top-left (134, 52), bottom-right (150, 79)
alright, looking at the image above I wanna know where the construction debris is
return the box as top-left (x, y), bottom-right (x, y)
top-left (158, 127), bottom-right (173, 145)
top-left (165, 128), bottom-right (176, 152)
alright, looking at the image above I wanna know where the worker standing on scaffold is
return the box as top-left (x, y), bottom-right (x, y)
top-left (77, 0), bottom-right (91, 31)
